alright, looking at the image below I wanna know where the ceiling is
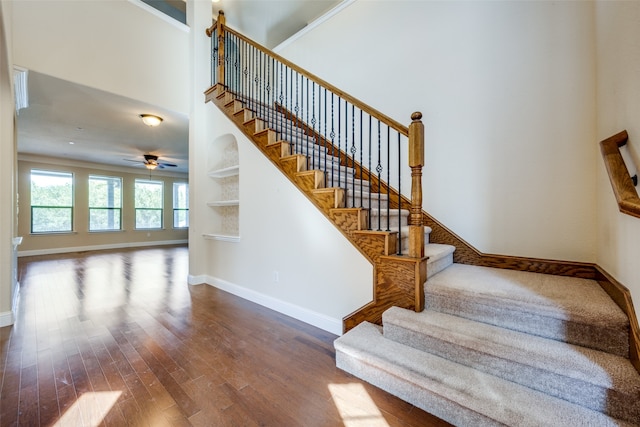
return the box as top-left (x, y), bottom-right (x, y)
top-left (215, 0), bottom-right (342, 49)
top-left (16, 0), bottom-right (342, 175)
top-left (17, 71), bottom-right (190, 174)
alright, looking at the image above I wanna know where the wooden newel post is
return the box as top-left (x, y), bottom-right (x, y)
top-left (408, 112), bottom-right (425, 258)
top-left (216, 11), bottom-right (226, 87)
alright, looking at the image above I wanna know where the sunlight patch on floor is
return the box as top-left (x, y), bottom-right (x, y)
top-left (329, 383), bottom-right (390, 427)
top-left (53, 391), bottom-right (121, 427)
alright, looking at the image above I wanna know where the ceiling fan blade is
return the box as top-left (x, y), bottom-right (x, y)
top-left (159, 162), bottom-right (177, 167)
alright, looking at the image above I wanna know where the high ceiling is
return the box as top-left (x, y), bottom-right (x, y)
top-left (16, 0), bottom-right (342, 174)
top-left (215, 0), bottom-right (342, 49)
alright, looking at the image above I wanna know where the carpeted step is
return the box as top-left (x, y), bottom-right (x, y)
top-left (382, 307), bottom-right (640, 423)
top-left (368, 208), bottom-right (409, 229)
top-left (345, 190), bottom-right (389, 209)
top-left (425, 263), bottom-right (630, 357)
top-left (424, 243), bottom-right (455, 278)
top-left (335, 322), bottom-right (634, 427)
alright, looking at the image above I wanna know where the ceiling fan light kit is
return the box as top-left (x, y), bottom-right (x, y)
top-left (123, 154), bottom-right (178, 170)
top-left (139, 114), bottom-right (163, 127)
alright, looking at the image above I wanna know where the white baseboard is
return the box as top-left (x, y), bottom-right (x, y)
top-left (189, 274), bottom-right (343, 336)
top-left (0, 310), bottom-right (14, 327)
top-left (188, 274), bottom-right (208, 285)
top-left (18, 240), bottom-right (188, 257)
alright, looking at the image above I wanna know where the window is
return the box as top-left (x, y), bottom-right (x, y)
top-left (31, 170), bottom-right (73, 233)
top-left (173, 182), bottom-right (189, 228)
top-left (135, 179), bottom-right (163, 229)
top-left (89, 175), bottom-right (122, 231)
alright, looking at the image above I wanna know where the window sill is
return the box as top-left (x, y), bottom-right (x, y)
top-left (30, 231), bottom-right (77, 236)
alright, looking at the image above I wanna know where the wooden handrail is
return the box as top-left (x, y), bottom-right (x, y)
top-left (206, 12), bottom-right (409, 136)
top-left (600, 130), bottom-right (640, 219)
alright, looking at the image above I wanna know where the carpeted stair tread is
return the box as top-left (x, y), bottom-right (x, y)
top-left (425, 263), bottom-right (630, 357)
top-left (425, 244), bottom-right (455, 278)
top-left (383, 307), bottom-right (640, 422)
top-left (335, 322), bottom-right (635, 427)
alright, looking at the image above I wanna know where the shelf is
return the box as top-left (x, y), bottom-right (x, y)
top-left (208, 165), bottom-right (239, 178)
top-left (207, 200), bottom-right (240, 207)
top-left (203, 233), bottom-right (240, 242)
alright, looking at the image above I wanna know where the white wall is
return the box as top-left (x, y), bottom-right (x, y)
top-left (277, 0), bottom-right (598, 262)
top-left (0, 0), bottom-right (17, 326)
top-left (11, 0), bottom-right (189, 114)
top-left (191, 102), bottom-right (373, 335)
top-left (595, 2), bottom-right (640, 319)
top-left (186, 0), bottom-right (213, 283)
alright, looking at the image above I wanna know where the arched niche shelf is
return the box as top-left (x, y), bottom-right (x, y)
top-left (204, 133), bottom-right (240, 242)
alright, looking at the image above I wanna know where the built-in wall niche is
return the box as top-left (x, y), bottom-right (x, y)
top-left (204, 134), bottom-right (240, 242)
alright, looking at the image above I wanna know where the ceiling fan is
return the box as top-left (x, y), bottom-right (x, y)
top-left (124, 154), bottom-right (177, 170)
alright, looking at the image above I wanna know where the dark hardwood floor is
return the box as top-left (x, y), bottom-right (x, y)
top-left (0, 246), bottom-right (450, 426)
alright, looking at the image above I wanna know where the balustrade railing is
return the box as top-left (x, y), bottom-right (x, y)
top-left (207, 11), bottom-right (425, 258)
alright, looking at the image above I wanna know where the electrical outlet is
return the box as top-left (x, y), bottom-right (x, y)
top-left (273, 271), bottom-right (279, 283)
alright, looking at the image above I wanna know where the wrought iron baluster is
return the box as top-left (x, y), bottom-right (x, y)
top-left (324, 88), bottom-right (328, 178)
top-left (337, 97), bottom-right (341, 192)
top-left (359, 110), bottom-right (363, 210)
top-left (306, 78), bottom-right (310, 166)
top-left (386, 126), bottom-right (390, 232)
top-left (311, 82), bottom-right (317, 169)
top-left (351, 104), bottom-right (356, 208)
top-left (376, 120), bottom-right (382, 231)
top-left (211, 28), bottom-right (218, 86)
top-left (368, 115), bottom-right (372, 230)
top-left (330, 93), bottom-right (335, 188)
top-left (397, 132), bottom-right (402, 255)
top-left (279, 62), bottom-right (284, 140)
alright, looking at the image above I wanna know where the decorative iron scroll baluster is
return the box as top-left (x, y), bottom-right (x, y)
top-left (376, 120), bottom-right (382, 231)
top-left (211, 28), bottom-right (218, 87)
top-left (351, 105), bottom-right (356, 208)
top-left (312, 83), bottom-right (317, 168)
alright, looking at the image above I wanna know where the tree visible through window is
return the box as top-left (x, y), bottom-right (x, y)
top-left (173, 182), bottom-right (188, 228)
top-left (31, 170), bottom-right (74, 233)
top-left (135, 179), bottom-right (163, 229)
top-left (89, 175), bottom-right (122, 231)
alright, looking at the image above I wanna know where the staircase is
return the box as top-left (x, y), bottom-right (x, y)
top-left (205, 13), bottom-right (640, 425)
top-left (336, 262), bottom-right (640, 426)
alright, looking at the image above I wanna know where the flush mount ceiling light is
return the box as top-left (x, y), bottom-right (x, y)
top-left (139, 114), bottom-right (163, 127)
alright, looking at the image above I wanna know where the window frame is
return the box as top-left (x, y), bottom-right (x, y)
top-left (30, 169), bottom-right (74, 234)
top-left (88, 175), bottom-right (123, 232)
top-left (134, 178), bottom-right (164, 230)
top-left (172, 182), bottom-right (189, 229)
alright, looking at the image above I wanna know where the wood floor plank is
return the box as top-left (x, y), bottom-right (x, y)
top-left (0, 246), bottom-right (450, 426)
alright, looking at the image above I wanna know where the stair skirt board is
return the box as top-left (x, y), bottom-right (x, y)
top-left (335, 322), bottom-right (634, 427)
